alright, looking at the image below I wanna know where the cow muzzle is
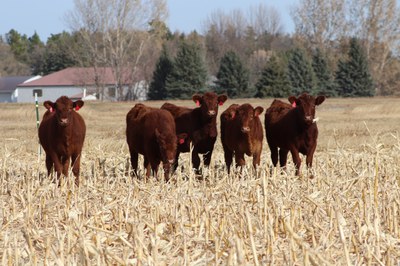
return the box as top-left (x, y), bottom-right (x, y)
top-left (241, 127), bottom-right (250, 133)
top-left (305, 116), bottom-right (314, 124)
top-left (59, 118), bottom-right (69, 126)
top-left (207, 110), bottom-right (216, 116)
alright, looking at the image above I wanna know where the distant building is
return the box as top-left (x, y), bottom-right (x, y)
top-left (0, 76), bottom-right (40, 102)
top-left (13, 67), bottom-right (147, 103)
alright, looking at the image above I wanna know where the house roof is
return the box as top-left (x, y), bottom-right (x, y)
top-left (18, 67), bottom-right (132, 88)
top-left (0, 76), bottom-right (35, 92)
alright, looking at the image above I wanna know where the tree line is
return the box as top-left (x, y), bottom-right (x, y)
top-left (1, 0), bottom-right (399, 99)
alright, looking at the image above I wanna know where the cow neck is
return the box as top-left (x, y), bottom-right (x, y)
top-left (195, 108), bottom-right (217, 128)
top-left (290, 108), bottom-right (309, 130)
top-left (246, 131), bottom-right (253, 152)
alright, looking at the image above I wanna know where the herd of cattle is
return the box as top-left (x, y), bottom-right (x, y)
top-left (38, 92), bottom-right (325, 185)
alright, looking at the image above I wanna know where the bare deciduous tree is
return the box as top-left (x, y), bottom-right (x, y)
top-left (248, 4), bottom-right (283, 36)
top-left (291, 0), bottom-right (347, 49)
top-left (66, 0), bottom-right (167, 100)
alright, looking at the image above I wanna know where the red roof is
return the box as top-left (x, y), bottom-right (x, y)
top-left (18, 67), bottom-right (132, 87)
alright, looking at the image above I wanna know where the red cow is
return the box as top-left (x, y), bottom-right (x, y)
top-left (264, 93), bottom-right (325, 177)
top-left (38, 96), bottom-right (86, 185)
top-left (161, 92), bottom-right (227, 174)
top-left (126, 103), bottom-right (186, 181)
top-left (220, 103), bottom-right (264, 173)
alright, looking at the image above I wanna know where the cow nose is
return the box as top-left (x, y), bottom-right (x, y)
top-left (208, 110), bottom-right (216, 116)
top-left (241, 127), bottom-right (250, 133)
top-left (305, 116), bottom-right (313, 122)
top-left (168, 159), bottom-right (174, 164)
top-left (60, 118), bottom-right (68, 124)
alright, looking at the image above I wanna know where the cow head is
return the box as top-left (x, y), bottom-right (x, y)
top-left (155, 129), bottom-right (187, 165)
top-left (192, 92), bottom-right (228, 119)
top-left (288, 93), bottom-right (325, 125)
top-left (233, 104), bottom-right (264, 133)
top-left (44, 96), bottom-right (84, 127)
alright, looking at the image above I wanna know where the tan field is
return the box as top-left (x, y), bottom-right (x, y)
top-left (1, 97), bottom-right (400, 265)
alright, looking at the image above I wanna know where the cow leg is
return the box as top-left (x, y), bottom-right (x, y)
top-left (279, 149), bottom-right (289, 168)
top-left (222, 146), bottom-right (233, 174)
top-left (171, 151), bottom-right (180, 173)
top-left (130, 152), bottom-right (139, 177)
top-left (163, 163), bottom-right (171, 182)
top-left (306, 144), bottom-right (317, 179)
top-left (143, 157), bottom-right (151, 180)
top-left (235, 152), bottom-right (246, 171)
top-left (50, 153), bottom-right (63, 182)
top-left (45, 154), bottom-right (53, 176)
top-left (62, 157), bottom-right (71, 185)
top-left (71, 154), bottom-right (81, 186)
top-left (252, 150), bottom-right (261, 169)
top-left (150, 161), bottom-right (160, 180)
top-left (203, 150), bottom-right (213, 168)
top-left (306, 143), bottom-right (316, 168)
top-left (270, 146), bottom-right (278, 167)
top-left (290, 149), bottom-right (302, 176)
top-left (191, 148), bottom-right (201, 174)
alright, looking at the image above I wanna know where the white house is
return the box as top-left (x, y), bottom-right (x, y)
top-left (0, 76), bottom-right (40, 102)
top-left (13, 67), bottom-right (145, 103)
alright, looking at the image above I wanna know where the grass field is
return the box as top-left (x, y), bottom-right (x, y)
top-left (1, 97), bottom-right (400, 265)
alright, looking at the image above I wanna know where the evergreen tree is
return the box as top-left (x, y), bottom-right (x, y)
top-left (6, 29), bottom-right (29, 63)
top-left (165, 41), bottom-right (207, 99)
top-left (286, 48), bottom-right (316, 95)
top-left (255, 55), bottom-right (290, 98)
top-left (148, 45), bottom-right (173, 100)
top-left (335, 38), bottom-right (375, 97)
top-left (312, 48), bottom-right (337, 96)
top-left (41, 32), bottom-right (78, 74)
top-left (215, 50), bottom-right (250, 98)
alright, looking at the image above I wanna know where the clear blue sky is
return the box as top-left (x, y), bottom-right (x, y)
top-left (0, 0), bottom-right (297, 41)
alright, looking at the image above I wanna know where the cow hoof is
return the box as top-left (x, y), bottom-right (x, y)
top-left (308, 174), bottom-right (315, 179)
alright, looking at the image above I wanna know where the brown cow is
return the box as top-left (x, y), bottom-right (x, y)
top-left (161, 92), bottom-right (227, 174)
top-left (264, 93), bottom-right (325, 177)
top-left (126, 103), bottom-right (186, 181)
top-left (38, 96), bottom-right (86, 185)
top-left (220, 103), bottom-right (264, 174)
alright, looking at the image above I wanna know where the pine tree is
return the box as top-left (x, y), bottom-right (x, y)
top-left (335, 38), bottom-right (375, 97)
top-left (148, 46), bottom-right (173, 100)
top-left (255, 55), bottom-right (290, 98)
top-left (215, 51), bottom-right (250, 98)
top-left (165, 41), bottom-right (207, 99)
top-left (287, 48), bottom-right (316, 95)
top-left (312, 48), bottom-right (337, 96)
top-left (6, 29), bottom-right (29, 63)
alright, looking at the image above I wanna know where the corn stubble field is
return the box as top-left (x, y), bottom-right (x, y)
top-left (1, 97), bottom-right (400, 265)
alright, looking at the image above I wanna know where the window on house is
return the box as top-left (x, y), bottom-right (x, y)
top-left (33, 89), bottom-right (42, 97)
top-left (108, 87), bottom-right (116, 97)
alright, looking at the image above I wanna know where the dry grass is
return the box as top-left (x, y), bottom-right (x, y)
top-left (1, 97), bottom-right (400, 265)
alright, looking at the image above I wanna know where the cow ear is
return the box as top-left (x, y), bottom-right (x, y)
top-left (229, 110), bottom-right (236, 119)
top-left (44, 101), bottom-right (55, 112)
top-left (73, 100), bottom-right (84, 111)
top-left (177, 133), bottom-right (188, 144)
top-left (288, 96), bottom-right (296, 105)
top-left (192, 94), bottom-right (202, 106)
top-left (217, 94), bottom-right (228, 106)
top-left (254, 106), bottom-right (264, 117)
top-left (315, 95), bottom-right (326, 106)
